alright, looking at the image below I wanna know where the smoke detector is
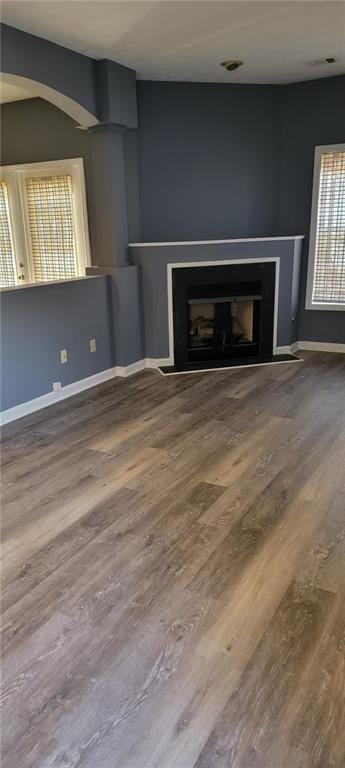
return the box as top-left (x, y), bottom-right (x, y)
top-left (310, 56), bottom-right (337, 66)
top-left (221, 60), bottom-right (243, 72)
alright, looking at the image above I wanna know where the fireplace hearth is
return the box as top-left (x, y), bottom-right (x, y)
top-left (169, 262), bottom-right (281, 371)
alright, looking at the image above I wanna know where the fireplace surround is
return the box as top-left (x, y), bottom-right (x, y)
top-left (172, 262), bottom-right (276, 369)
top-left (129, 236), bottom-right (304, 372)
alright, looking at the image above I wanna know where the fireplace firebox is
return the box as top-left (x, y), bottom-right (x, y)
top-left (172, 263), bottom-right (276, 370)
top-left (188, 293), bottom-right (260, 362)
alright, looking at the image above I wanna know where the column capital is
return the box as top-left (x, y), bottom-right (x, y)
top-left (88, 122), bottom-right (126, 135)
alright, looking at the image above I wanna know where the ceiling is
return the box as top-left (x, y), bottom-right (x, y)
top-left (1, 1), bottom-right (345, 86)
top-left (0, 81), bottom-right (34, 104)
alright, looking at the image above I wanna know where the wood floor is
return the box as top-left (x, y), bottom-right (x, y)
top-left (1, 352), bottom-right (345, 768)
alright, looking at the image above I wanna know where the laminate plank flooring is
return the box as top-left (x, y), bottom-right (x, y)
top-left (1, 352), bottom-right (345, 768)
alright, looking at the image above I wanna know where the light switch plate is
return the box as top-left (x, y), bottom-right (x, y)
top-left (60, 349), bottom-right (68, 364)
top-left (90, 338), bottom-right (96, 353)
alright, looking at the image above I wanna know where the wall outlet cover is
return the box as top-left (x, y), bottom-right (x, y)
top-left (90, 338), bottom-right (96, 353)
top-left (60, 349), bottom-right (68, 364)
top-left (53, 381), bottom-right (62, 391)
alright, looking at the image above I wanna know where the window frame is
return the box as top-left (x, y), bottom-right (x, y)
top-left (0, 158), bottom-right (91, 288)
top-left (306, 143), bottom-right (345, 312)
top-left (0, 179), bottom-right (18, 287)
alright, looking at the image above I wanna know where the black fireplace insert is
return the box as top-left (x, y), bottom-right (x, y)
top-left (171, 262), bottom-right (276, 370)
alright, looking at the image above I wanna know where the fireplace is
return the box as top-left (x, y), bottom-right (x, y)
top-left (172, 262), bottom-right (276, 370)
top-left (188, 293), bottom-right (260, 362)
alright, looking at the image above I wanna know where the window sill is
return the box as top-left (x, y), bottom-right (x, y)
top-left (0, 275), bottom-right (104, 293)
top-left (306, 302), bottom-right (345, 312)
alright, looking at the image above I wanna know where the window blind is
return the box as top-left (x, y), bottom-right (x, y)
top-left (25, 175), bottom-right (78, 282)
top-left (0, 181), bottom-right (16, 287)
top-left (312, 150), bottom-right (345, 305)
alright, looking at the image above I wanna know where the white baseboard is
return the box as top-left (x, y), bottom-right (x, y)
top-left (0, 366), bottom-right (122, 426)
top-left (297, 340), bottom-right (345, 354)
top-left (117, 358), bottom-right (172, 375)
top-left (145, 357), bottom-right (173, 368)
top-left (116, 359), bottom-right (146, 377)
top-left (275, 344), bottom-right (297, 355)
top-left (2, 342), bottom-right (343, 425)
top-left (275, 341), bottom-right (345, 355)
top-left (0, 357), bottom-right (178, 425)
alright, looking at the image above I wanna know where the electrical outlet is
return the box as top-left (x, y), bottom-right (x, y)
top-left (90, 338), bottom-right (96, 353)
top-left (53, 382), bottom-right (62, 391)
top-left (60, 349), bottom-right (68, 364)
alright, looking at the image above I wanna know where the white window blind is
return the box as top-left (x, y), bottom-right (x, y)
top-left (307, 145), bottom-right (345, 309)
top-left (0, 181), bottom-right (16, 287)
top-left (25, 175), bottom-right (78, 282)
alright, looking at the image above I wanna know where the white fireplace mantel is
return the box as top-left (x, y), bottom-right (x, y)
top-left (129, 235), bottom-right (304, 248)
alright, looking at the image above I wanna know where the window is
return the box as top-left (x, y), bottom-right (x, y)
top-left (0, 159), bottom-right (91, 288)
top-left (0, 181), bottom-right (16, 287)
top-left (306, 144), bottom-right (345, 311)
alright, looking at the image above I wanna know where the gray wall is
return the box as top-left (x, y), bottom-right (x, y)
top-left (279, 75), bottom-right (345, 343)
top-left (0, 277), bottom-right (114, 411)
top-left (0, 98), bottom-right (91, 168)
top-left (137, 77), bottom-right (344, 344)
top-left (0, 97), bottom-right (141, 247)
top-left (137, 82), bottom-right (282, 242)
top-left (94, 58), bottom-right (137, 128)
top-left (1, 23), bottom-right (138, 128)
top-left (1, 22), bottom-right (97, 124)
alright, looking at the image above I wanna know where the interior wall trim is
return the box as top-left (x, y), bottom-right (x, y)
top-left (0, 358), bottom-right (165, 425)
top-left (129, 236), bottom-right (304, 248)
top-left (1, 344), bottom-right (343, 425)
top-left (297, 341), bottom-right (345, 353)
top-left (0, 367), bottom-right (120, 426)
top-left (276, 344), bottom-right (297, 354)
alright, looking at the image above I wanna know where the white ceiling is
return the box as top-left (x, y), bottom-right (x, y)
top-left (1, 1), bottom-right (345, 85)
top-left (0, 81), bottom-right (34, 104)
